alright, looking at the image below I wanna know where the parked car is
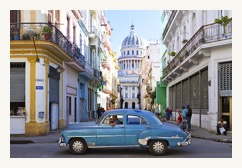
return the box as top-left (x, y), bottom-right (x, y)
top-left (58, 109), bottom-right (191, 156)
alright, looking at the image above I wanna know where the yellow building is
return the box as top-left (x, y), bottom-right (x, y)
top-left (10, 10), bottom-right (84, 136)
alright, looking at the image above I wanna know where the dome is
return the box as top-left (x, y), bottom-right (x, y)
top-left (121, 24), bottom-right (143, 48)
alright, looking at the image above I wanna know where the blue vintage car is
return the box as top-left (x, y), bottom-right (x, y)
top-left (58, 109), bottom-right (191, 155)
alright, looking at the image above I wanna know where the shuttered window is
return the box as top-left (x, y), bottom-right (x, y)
top-left (10, 63), bottom-right (25, 102)
top-left (176, 82), bottom-right (182, 109)
top-left (190, 74), bottom-right (199, 109)
top-left (182, 79), bottom-right (189, 105)
top-left (49, 66), bottom-right (60, 103)
top-left (219, 61), bottom-right (232, 96)
top-left (201, 69), bottom-right (208, 109)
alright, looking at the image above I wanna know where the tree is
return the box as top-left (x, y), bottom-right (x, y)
top-left (214, 16), bottom-right (232, 35)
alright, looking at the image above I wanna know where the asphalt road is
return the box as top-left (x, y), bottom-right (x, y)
top-left (10, 138), bottom-right (232, 158)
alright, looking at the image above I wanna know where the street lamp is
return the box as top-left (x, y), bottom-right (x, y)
top-left (28, 30), bottom-right (39, 62)
top-left (56, 65), bottom-right (62, 73)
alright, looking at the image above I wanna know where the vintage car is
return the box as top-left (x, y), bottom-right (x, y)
top-left (58, 109), bottom-right (191, 156)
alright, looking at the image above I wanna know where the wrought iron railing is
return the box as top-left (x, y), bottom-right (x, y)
top-left (163, 22), bottom-right (232, 77)
top-left (84, 62), bottom-right (94, 76)
top-left (10, 22), bottom-right (85, 69)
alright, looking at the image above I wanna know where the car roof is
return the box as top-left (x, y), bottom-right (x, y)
top-left (104, 109), bottom-right (162, 125)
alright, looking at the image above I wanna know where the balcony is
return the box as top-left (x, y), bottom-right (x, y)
top-left (80, 62), bottom-right (95, 80)
top-left (163, 22), bottom-right (232, 82)
top-left (10, 22), bottom-right (85, 70)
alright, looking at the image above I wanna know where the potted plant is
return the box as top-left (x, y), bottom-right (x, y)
top-left (169, 51), bottom-right (176, 56)
top-left (214, 15), bottom-right (232, 37)
top-left (12, 29), bottom-right (20, 40)
top-left (42, 25), bottom-right (53, 40)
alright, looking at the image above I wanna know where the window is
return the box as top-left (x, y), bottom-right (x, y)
top-left (127, 51), bottom-right (130, 55)
top-left (124, 51), bottom-right (126, 56)
top-left (103, 114), bottom-right (123, 125)
top-left (136, 50), bottom-right (139, 55)
top-left (132, 50), bottom-right (134, 55)
top-left (125, 93), bottom-right (128, 98)
top-left (48, 10), bottom-right (53, 23)
top-left (125, 87), bottom-right (128, 90)
top-left (55, 10), bottom-right (60, 26)
top-left (127, 115), bottom-right (147, 125)
top-left (132, 93), bottom-right (135, 98)
top-left (132, 86), bottom-right (135, 90)
top-left (67, 16), bottom-right (70, 40)
top-left (73, 25), bottom-right (76, 44)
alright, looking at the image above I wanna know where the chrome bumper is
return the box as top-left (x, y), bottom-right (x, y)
top-left (58, 137), bottom-right (67, 147)
top-left (177, 132), bottom-right (191, 146)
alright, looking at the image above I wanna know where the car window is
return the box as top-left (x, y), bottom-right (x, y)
top-left (126, 115), bottom-right (147, 125)
top-left (102, 114), bottom-right (123, 125)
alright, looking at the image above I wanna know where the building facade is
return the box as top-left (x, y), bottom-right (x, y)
top-left (10, 10), bottom-right (109, 136)
top-left (118, 25), bottom-right (145, 109)
top-left (161, 10), bottom-right (232, 132)
top-left (10, 10), bottom-right (85, 135)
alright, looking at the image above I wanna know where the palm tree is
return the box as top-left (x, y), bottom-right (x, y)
top-left (214, 16), bottom-right (232, 35)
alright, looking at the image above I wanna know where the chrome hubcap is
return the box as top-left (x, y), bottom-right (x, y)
top-left (73, 141), bottom-right (83, 152)
top-left (153, 141), bottom-right (164, 153)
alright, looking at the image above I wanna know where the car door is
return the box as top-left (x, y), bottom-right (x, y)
top-left (125, 114), bottom-right (150, 145)
top-left (97, 114), bottom-right (125, 146)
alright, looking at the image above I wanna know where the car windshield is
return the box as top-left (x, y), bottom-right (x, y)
top-left (149, 112), bottom-right (163, 125)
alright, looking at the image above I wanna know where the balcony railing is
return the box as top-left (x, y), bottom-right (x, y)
top-left (163, 22), bottom-right (232, 77)
top-left (10, 22), bottom-right (85, 69)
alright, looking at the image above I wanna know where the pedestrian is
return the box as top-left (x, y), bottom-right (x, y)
top-left (165, 107), bottom-right (172, 120)
top-left (96, 105), bottom-right (102, 119)
top-left (177, 109), bottom-right (184, 130)
top-left (185, 105), bottom-right (192, 132)
top-left (216, 117), bottom-right (227, 135)
top-left (182, 105), bottom-right (187, 119)
top-left (154, 106), bottom-right (160, 117)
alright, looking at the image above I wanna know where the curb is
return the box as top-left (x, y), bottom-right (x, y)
top-left (191, 135), bottom-right (232, 143)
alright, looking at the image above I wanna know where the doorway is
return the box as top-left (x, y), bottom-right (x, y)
top-left (220, 96), bottom-right (232, 130)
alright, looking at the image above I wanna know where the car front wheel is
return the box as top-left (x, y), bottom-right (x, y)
top-left (69, 138), bottom-right (87, 155)
top-left (149, 140), bottom-right (168, 156)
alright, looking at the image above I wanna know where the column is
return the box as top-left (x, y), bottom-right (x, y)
top-left (28, 57), bottom-right (37, 123)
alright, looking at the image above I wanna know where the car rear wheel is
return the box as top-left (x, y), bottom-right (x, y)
top-left (69, 138), bottom-right (87, 155)
top-left (149, 140), bottom-right (168, 156)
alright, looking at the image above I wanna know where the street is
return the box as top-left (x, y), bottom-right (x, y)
top-left (10, 138), bottom-right (232, 158)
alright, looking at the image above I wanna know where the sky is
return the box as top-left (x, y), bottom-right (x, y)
top-left (105, 10), bottom-right (162, 56)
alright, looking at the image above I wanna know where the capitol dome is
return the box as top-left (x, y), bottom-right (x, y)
top-left (121, 24), bottom-right (143, 48)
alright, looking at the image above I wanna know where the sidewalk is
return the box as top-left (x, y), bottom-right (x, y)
top-left (10, 121), bottom-right (232, 144)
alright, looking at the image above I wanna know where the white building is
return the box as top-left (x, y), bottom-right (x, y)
top-left (140, 41), bottom-right (161, 111)
top-left (118, 25), bottom-right (145, 109)
top-left (161, 10), bottom-right (232, 132)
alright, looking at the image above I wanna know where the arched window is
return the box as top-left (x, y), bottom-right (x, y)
top-left (127, 51), bottom-right (130, 55)
top-left (125, 102), bottom-right (128, 108)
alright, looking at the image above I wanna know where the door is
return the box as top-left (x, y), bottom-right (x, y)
top-left (220, 96), bottom-right (232, 130)
top-left (50, 103), bottom-right (58, 130)
top-left (97, 114), bottom-right (125, 146)
top-left (125, 115), bottom-right (149, 145)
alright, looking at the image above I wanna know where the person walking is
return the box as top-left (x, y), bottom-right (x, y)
top-left (186, 105), bottom-right (192, 132)
top-left (177, 109), bottom-right (184, 130)
top-left (165, 107), bottom-right (172, 120)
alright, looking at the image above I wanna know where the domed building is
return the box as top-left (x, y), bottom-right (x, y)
top-left (118, 24), bottom-right (145, 109)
